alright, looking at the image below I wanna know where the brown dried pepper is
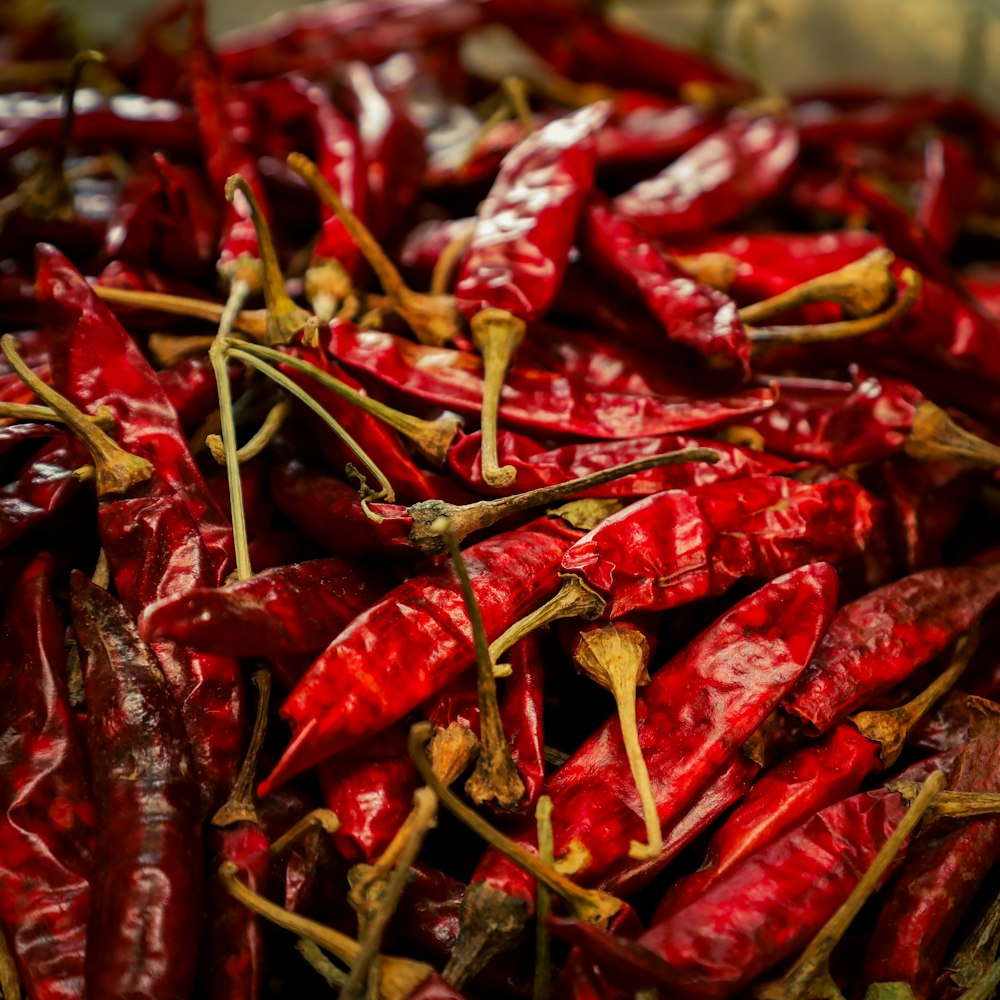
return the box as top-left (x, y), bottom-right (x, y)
top-left (71, 572), bottom-right (202, 1000)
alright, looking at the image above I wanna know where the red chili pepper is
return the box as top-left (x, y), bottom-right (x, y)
top-left (157, 356), bottom-right (227, 431)
top-left (322, 320), bottom-right (779, 439)
top-left (446, 564), bottom-right (835, 986)
top-left (580, 197), bottom-right (750, 374)
top-left (260, 516), bottom-right (582, 792)
top-left (863, 698), bottom-right (1000, 999)
top-left (612, 109), bottom-right (800, 237)
top-left (915, 133), bottom-right (978, 255)
top-left (447, 428), bottom-right (797, 497)
top-left (138, 555), bottom-right (392, 657)
top-left (594, 96), bottom-right (717, 169)
top-left (71, 572), bottom-right (202, 1000)
top-left (550, 788), bottom-right (910, 999)
top-left (0, 554), bottom-right (93, 1000)
top-left (785, 564), bottom-right (1000, 733)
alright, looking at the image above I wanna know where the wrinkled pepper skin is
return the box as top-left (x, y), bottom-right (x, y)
top-left (72, 573), bottom-right (202, 1000)
top-left (262, 517), bottom-right (583, 791)
top-left (0, 555), bottom-right (93, 1000)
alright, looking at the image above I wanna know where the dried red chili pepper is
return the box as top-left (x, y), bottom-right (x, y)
top-left (785, 564), bottom-right (1000, 733)
top-left (157, 356), bottom-right (228, 432)
top-left (71, 572), bottom-right (202, 1000)
top-left (447, 428), bottom-right (796, 497)
top-left (446, 563), bottom-right (836, 985)
top-left (0, 554), bottom-right (93, 1000)
top-left (261, 516), bottom-right (583, 792)
top-left (138, 556), bottom-right (391, 657)
top-left (864, 698), bottom-right (1000, 1000)
top-left (612, 108), bottom-right (800, 237)
top-left (322, 320), bottom-right (779, 440)
top-left (580, 197), bottom-right (750, 374)
top-left (915, 133), bottom-right (978, 255)
top-left (455, 100), bottom-right (610, 486)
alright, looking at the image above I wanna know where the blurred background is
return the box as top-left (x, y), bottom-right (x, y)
top-left (57, 0), bottom-right (1000, 109)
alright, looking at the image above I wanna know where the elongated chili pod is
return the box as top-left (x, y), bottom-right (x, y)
top-left (261, 517), bottom-right (583, 792)
top-left (139, 556), bottom-right (391, 657)
top-left (71, 572), bottom-right (202, 1000)
top-left (785, 564), bottom-right (1000, 733)
top-left (0, 555), bottom-right (93, 1000)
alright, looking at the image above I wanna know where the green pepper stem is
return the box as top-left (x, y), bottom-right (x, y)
top-left (288, 152), bottom-right (461, 346)
top-left (738, 249), bottom-right (896, 325)
top-left (489, 575), bottom-right (606, 676)
top-left (406, 446), bottom-right (720, 555)
top-left (435, 516), bottom-right (525, 809)
top-left (1, 335), bottom-right (153, 496)
top-left (226, 347), bottom-right (395, 510)
top-left (225, 175), bottom-right (310, 345)
top-left (754, 770), bottom-right (947, 1000)
top-left (409, 722), bottom-right (622, 926)
top-left (851, 629), bottom-right (978, 766)
top-left (573, 624), bottom-right (660, 860)
top-left (748, 268), bottom-right (921, 345)
top-left (227, 339), bottom-right (460, 466)
top-left (212, 670), bottom-right (271, 828)
top-left (219, 861), bottom-right (434, 1000)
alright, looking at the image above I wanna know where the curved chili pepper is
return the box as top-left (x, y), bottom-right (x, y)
top-left (447, 564), bottom-right (836, 985)
top-left (455, 100), bottom-right (610, 486)
top-left (785, 564), bottom-right (1000, 733)
top-left (0, 554), bottom-right (93, 1000)
top-left (261, 516), bottom-right (582, 792)
top-left (322, 320), bottom-right (779, 440)
top-left (612, 109), bottom-right (800, 237)
top-left (447, 428), bottom-right (797, 496)
top-left (580, 197), bottom-right (750, 374)
top-left (550, 788), bottom-right (910, 999)
top-left (71, 572), bottom-right (202, 1000)
top-left (864, 698), bottom-right (1000, 1000)
top-left (915, 133), bottom-right (978, 255)
top-left (594, 97), bottom-right (717, 169)
top-left (138, 556), bottom-right (391, 657)
top-left (157, 356), bottom-right (227, 431)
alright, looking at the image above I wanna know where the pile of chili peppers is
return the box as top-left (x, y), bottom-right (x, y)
top-left (7, 1), bottom-right (1000, 997)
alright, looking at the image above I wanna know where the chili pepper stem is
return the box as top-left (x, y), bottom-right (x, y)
top-left (747, 267), bottom-right (921, 345)
top-left (92, 286), bottom-right (268, 338)
top-left (470, 308), bottom-right (527, 488)
top-left (407, 446), bottom-right (720, 554)
top-left (0, 400), bottom-right (115, 430)
top-left (340, 787), bottom-right (438, 1000)
top-left (297, 939), bottom-right (347, 987)
top-left (288, 152), bottom-right (461, 346)
top-left (434, 516), bottom-right (526, 808)
top-left (962, 960), bottom-right (1000, 1000)
top-left (210, 280), bottom-right (255, 580)
top-left (207, 398), bottom-right (291, 466)
top-left (219, 861), bottom-right (434, 1000)
top-left (754, 770), bottom-right (947, 1000)
top-left (227, 347), bottom-right (396, 513)
top-left (305, 259), bottom-right (354, 323)
top-left (0, 926), bottom-right (20, 1000)
top-left (533, 796), bottom-right (554, 1000)
top-left (490, 575), bottom-right (606, 677)
top-left (501, 76), bottom-right (535, 134)
top-left (227, 339), bottom-right (461, 466)
top-left (673, 252), bottom-right (740, 291)
top-left (904, 402), bottom-right (1000, 468)
top-left (19, 50), bottom-right (105, 224)
top-left (225, 175), bottom-right (311, 345)
top-left (949, 887), bottom-right (1000, 989)
top-left (889, 787), bottom-right (1000, 821)
top-left (269, 809), bottom-right (340, 857)
top-left (850, 629), bottom-right (978, 766)
top-left (212, 669), bottom-right (271, 827)
top-left (430, 226), bottom-right (474, 296)
top-left (738, 249), bottom-right (896, 325)
top-left (573, 625), bottom-right (661, 860)
top-left (410, 721), bottom-right (622, 922)
top-left (1, 335), bottom-right (154, 496)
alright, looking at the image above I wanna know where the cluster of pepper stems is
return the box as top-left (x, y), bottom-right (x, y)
top-left (6, 0), bottom-right (1000, 998)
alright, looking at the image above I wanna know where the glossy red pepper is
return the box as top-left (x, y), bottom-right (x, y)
top-left (785, 564), bottom-right (1000, 733)
top-left (580, 197), bottom-right (749, 374)
top-left (447, 564), bottom-right (836, 985)
top-left (322, 320), bottom-right (779, 439)
top-left (138, 556), bottom-right (391, 657)
top-left (71, 572), bottom-right (202, 1000)
top-left (915, 133), bottom-right (978, 254)
top-left (613, 109), bottom-right (800, 237)
top-left (0, 554), bottom-right (93, 1000)
top-left (863, 698), bottom-right (1000, 999)
top-left (261, 516), bottom-right (583, 791)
